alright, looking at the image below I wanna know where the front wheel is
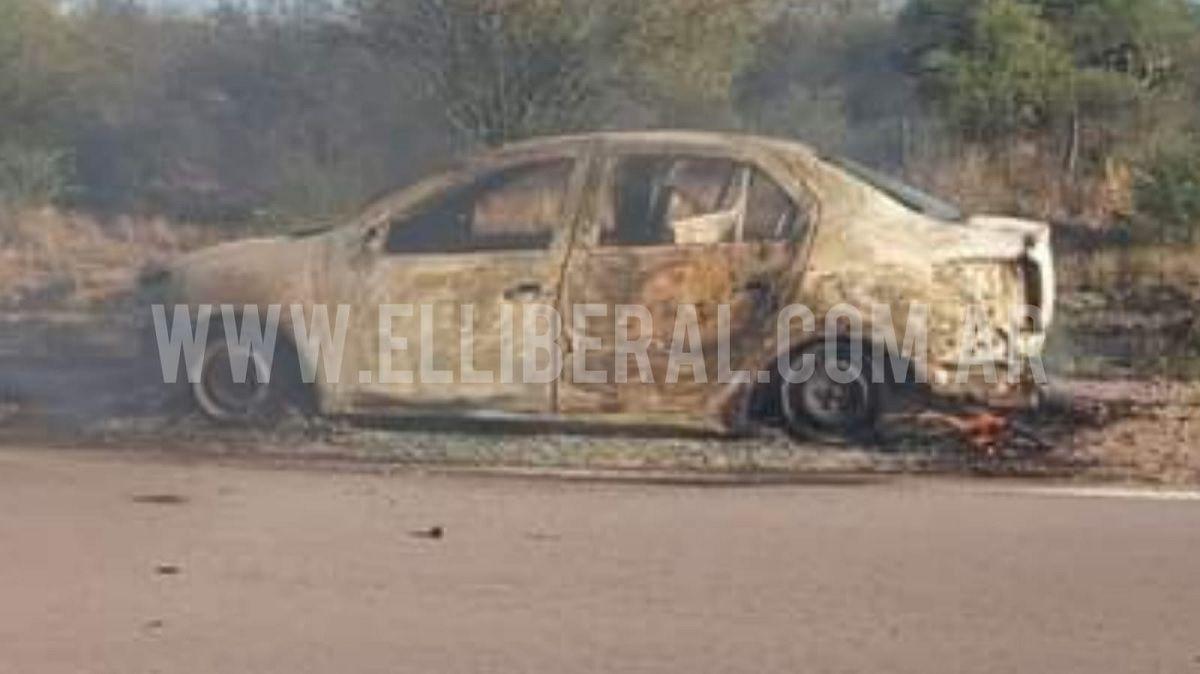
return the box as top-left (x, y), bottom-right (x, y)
top-left (780, 341), bottom-right (882, 443)
top-left (192, 335), bottom-right (308, 423)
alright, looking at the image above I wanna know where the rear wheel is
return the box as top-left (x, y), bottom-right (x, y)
top-left (780, 341), bottom-right (882, 443)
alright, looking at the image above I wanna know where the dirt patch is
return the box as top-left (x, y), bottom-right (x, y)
top-left (1050, 379), bottom-right (1200, 484)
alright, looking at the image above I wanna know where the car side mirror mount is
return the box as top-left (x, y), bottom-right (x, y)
top-left (362, 224), bottom-right (382, 251)
top-left (349, 224), bottom-right (383, 271)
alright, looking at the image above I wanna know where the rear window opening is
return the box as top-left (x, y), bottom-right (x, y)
top-left (828, 156), bottom-right (964, 222)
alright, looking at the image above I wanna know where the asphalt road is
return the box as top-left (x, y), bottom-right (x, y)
top-left (1, 448), bottom-right (1198, 674)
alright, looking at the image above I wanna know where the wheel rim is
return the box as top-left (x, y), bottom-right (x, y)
top-left (782, 349), bottom-right (872, 432)
top-left (195, 342), bottom-right (270, 419)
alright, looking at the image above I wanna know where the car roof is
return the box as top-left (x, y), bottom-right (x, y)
top-left (354, 130), bottom-right (823, 229)
top-left (484, 130), bottom-right (819, 163)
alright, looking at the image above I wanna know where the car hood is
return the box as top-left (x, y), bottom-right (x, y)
top-left (162, 235), bottom-right (327, 308)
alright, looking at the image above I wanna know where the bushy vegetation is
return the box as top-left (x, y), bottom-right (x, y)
top-left (1, 0), bottom-right (1199, 234)
top-left (0, 144), bottom-right (71, 205)
top-left (1135, 144), bottom-right (1200, 242)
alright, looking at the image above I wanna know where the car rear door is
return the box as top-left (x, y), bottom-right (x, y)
top-left (559, 150), bottom-right (816, 416)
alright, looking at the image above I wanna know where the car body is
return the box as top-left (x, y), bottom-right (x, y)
top-left (146, 130), bottom-right (1055, 438)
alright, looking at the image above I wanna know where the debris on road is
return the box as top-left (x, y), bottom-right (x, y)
top-left (131, 493), bottom-right (188, 505)
top-left (410, 526), bottom-right (444, 540)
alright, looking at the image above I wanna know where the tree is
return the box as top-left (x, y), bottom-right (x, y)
top-left (348, 0), bottom-right (773, 144)
top-left (1034, 0), bottom-right (1196, 87)
top-left (1046, 0), bottom-right (1199, 170)
top-left (0, 0), bottom-right (82, 204)
top-left (0, 0), bottom-right (79, 145)
top-left (613, 0), bottom-right (766, 125)
top-left (734, 0), bottom-right (911, 161)
top-left (900, 0), bottom-right (1074, 139)
top-left (349, 0), bottom-right (614, 146)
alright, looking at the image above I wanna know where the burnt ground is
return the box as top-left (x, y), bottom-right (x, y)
top-left (1, 309), bottom-right (1196, 485)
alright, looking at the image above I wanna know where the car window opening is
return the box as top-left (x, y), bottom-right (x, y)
top-left (385, 158), bottom-right (573, 254)
top-left (827, 156), bottom-right (964, 222)
top-left (605, 156), bottom-right (808, 247)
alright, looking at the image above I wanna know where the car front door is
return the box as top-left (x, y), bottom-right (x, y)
top-left (559, 151), bottom-right (816, 416)
top-left (343, 153), bottom-right (590, 414)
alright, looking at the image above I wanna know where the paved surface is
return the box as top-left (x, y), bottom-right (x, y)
top-left (1, 448), bottom-right (1198, 674)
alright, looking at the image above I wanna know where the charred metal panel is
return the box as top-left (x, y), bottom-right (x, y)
top-left (340, 251), bottom-right (562, 412)
top-left (561, 242), bottom-right (798, 415)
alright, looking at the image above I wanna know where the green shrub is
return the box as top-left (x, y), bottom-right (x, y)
top-left (1134, 146), bottom-right (1200, 243)
top-left (0, 145), bottom-right (71, 207)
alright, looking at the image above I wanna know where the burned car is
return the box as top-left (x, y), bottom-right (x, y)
top-left (144, 131), bottom-right (1055, 440)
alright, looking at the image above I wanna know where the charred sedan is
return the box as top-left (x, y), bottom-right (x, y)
top-left (144, 131), bottom-right (1055, 441)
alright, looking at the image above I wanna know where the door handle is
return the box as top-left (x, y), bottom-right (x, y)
top-left (503, 281), bottom-right (543, 301)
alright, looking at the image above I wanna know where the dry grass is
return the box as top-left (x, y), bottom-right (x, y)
top-left (0, 206), bottom-right (223, 310)
top-left (1057, 244), bottom-right (1200, 291)
top-left (905, 143), bottom-right (1133, 227)
top-left (1048, 243), bottom-right (1200, 381)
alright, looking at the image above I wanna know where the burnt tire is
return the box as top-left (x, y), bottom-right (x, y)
top-left (192, 334), bottom-right (310, 424)
top-left (780, 341), bottom-right (883, 444)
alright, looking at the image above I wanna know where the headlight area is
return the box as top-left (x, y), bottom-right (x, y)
top-left (135, 265), bottom-right (172, 302)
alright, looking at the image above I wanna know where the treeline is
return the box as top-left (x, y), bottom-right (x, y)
top-left (2, 0), bottom-right (1199, 238)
